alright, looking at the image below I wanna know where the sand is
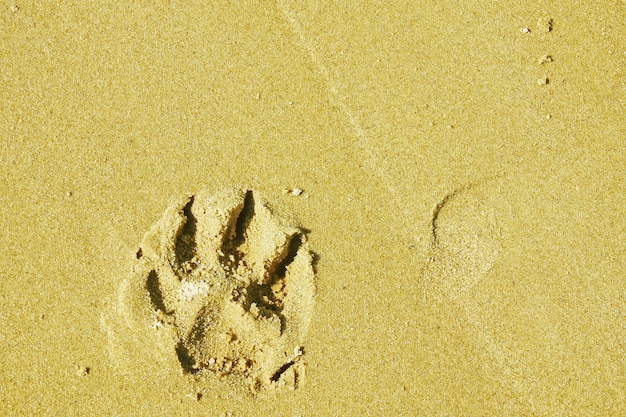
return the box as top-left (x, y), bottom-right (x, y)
top-left (0, 1), bottom-right (624, 416)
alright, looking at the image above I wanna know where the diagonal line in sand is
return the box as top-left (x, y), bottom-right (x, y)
top-left (276, 1), bottom-right (416, 238)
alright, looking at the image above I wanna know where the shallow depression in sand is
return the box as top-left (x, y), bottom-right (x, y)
top-left (104, 189), bottom-right (315, 393)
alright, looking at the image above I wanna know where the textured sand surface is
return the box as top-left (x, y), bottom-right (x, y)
top-left (1, 1), bottom-right (624, 416)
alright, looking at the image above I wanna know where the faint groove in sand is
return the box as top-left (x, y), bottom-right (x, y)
top-left (276, 1), bottom-right (415, 234)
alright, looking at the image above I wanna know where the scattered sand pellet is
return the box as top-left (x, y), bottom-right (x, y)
top-left (538, 55), bottom-right (553, 64)
top-left (234, 359), bottom-right (248, 373)
top-left (537, 75), bottom-right (549, 85)
top-left (538, 18), bottom-right (553, 33)
top-left (222, 359), bottom-right (233, 373)
top-left (520, 27), bottom-right (531, 34)
top-left (225, 331), bottom-right (237, 343)
top-left (283, 187), bottom-right (303, 196)
top-left (76, 366), bottom-right (90, 377)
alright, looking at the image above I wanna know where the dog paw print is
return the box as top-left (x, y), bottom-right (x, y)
top-left (132, 189), bottom-right (315, 392)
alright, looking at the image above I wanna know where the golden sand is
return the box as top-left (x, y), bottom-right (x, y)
top-left (1, 2), bottom-right (624, 416)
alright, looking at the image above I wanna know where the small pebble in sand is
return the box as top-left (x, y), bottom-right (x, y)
top-left (537, 75), bottom-right (549, 85)
top-left (537, 18), bottom-right (553, 33)
top-left (283, 188), bottom-right (303, 196)
top-left (520, 27), bottom-right (531, 34)
top-left (76, 366), bottom-right (90, 377)
top-left (538, 55), bottom-right (553, 64)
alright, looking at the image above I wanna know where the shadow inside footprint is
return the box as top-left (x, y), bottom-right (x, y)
top-left (175, 196), bottom-right (198, 266)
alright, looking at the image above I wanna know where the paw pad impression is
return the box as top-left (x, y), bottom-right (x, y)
top-left (132, 189), bottom-right (315, 392)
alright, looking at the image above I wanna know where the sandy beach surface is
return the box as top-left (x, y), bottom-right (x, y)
top-left (1, 2), bottom-right (624, 416)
